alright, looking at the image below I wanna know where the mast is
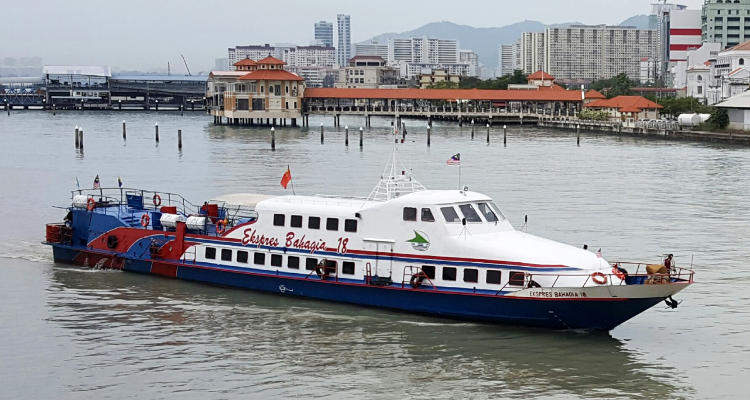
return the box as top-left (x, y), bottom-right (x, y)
top-left (366, 125), bottom-right (426, 201)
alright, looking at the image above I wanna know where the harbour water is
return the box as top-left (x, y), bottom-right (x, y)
top-left (1, 111), bottom-right (748, 399)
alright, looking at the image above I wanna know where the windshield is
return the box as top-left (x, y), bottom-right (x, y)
top-left (458, 204), bottom-right (482, 223)
top-left (440, 206), bottom-right (460, 223)
top-left (476, 202), bottom-right (498, 222)
top-left (488, 202), bottom-right (507, 221)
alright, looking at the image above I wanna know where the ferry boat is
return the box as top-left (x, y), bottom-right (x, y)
top-left (43, 150), bottom-right (693, 331)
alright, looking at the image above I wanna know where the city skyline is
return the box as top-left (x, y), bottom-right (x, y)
top-left (2, 0), bottom-right (703, 73)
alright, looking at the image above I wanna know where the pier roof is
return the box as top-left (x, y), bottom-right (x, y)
top-left (256, 56), bottom-right (286, 65)
top-left (304, 87), bottom-right (588, 102)
top-left (238, 70), bottom-right (304, 81)
top-left (585, 89), bottom-right (606, 99)
top-left (584, 96), bottom-right (662, 112)
top-left (527, 70), bottom-right (555, 81)
top-left (233, 58), bottom-right (257, 67)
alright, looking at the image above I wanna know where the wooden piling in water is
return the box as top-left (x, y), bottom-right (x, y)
top-left (503, 125), bottom-right (507, 147)
top-left (576, 124), bottom-right (580, 146)
top-left (178, 129), bottom-right (182, 149)
top-left (79, 128), bottom-right (84, 149)
top-left (345, 126), bottom-right (349, 147)
top-left (427, 126), bottom-right (431, 147)
top-left (271, 127), bottom-right (276, 151)
top-left (320, 124), bottom-right (324, 144)
top-left (154, 123), bottom-right (159, 143)
top-left (122, 121), bottom-right (126, 140)
top-left (75, 126), bottom-right (80, 148)
top-left (359, 127), bottom-right (363, 148)
top-left (486, 124), bottom-right (490, 144)
top-left (471, 119), bottom-right (475, 139)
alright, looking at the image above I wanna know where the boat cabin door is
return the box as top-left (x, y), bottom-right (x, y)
top-left (363, 238), bottom-right (395, 279)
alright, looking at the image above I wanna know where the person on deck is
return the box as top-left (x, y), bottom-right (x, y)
top-left (664, 254), bottom-right (674, 274)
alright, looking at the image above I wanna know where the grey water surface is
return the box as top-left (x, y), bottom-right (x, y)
top-left (0, 111), bottom-right (748, 399)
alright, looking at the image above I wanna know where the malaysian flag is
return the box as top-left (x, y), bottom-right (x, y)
top-left (117, 177), bottom-right (123, 188)
top-left (93, 175), bottom-right (100, 189)
top-left (446, 153), bottom-right (461, 165)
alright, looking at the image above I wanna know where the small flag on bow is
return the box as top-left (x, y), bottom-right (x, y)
top-left (117, 177), bottom-right (123, 188)
top-left (93, 174), bottom-right (100, 189)
top-left (280, 167), bottom-right (292, 189)
top-left (446, 153), bottom-right (461, 165)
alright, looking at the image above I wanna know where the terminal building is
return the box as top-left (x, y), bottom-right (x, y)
top-left (207, 56), bottom-right (305, 125)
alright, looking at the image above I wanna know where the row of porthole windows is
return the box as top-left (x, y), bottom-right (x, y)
top-left (204, 247), bottom-right (356, 275)
top-left (273, 214), bottom-right (357, 232)
top-left (415, 265), bottom-right (524, 286)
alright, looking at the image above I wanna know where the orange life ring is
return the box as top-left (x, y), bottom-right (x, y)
top-left (86, 197), bottom-right (96, 211)
top-left (591, 271), bottom-right (608, 285)
top-left (216, 219), bottom-right (226, 235)
top-left (140, 213), bottom-right (150, 227)
top-left (152, 194), bottom-right (162, 207)
top-left (612, 264), bottom-right (626, 281)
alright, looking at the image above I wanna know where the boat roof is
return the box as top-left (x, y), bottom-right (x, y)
top-left (388, 190), bottom-right (493, 205)
top-left (211, 193), bottom-right (276, 208)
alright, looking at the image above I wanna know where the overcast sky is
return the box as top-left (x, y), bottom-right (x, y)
top-left (2, 0), bottom-right (704, 73)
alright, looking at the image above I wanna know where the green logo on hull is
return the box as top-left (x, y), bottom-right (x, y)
top-left (407, 230), bottom-right (430, 251)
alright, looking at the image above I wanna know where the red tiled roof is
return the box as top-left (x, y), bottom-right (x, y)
top-left (727, 40), bottom-right (750, 52)
top-left (256, 56), bottom-right (286, 65)
top-left (585, 89), bottom-right (606, 99)
top-left (233, 58), bottom-right (257, 66)
top-left (527, 70), bottom-right (554, 80)
top-left (238, 69), bottom-right (303, 81)
top-left (304, 87), bottom-right (586, 101)
top-left (584, 95), bottom-right (663, 112)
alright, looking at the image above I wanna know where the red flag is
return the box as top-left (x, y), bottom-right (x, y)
top-left (280, 168), bottom-right (292, 189)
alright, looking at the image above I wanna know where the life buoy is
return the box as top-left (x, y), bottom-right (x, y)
top-left (140, 213), bottom-right (150, 227)
top-left (216, 219), bottom-right (227, 235)
top-left (410, 272), bottom-right (427, 288)
top-left (315, 260), bottom-right (330, 279)
top-left (152, 194), bottom-right (162, 207)
top-left (612, 264), bottom-right (627, 281)
top-left (106, 235), bottom-right (118, 249)
top-left (86, 197), bottom-right (96, 211)
top-left (591, 271), bottom-right (608, 285)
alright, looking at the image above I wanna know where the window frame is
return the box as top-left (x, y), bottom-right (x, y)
top-left (305, 257), bottom-right (319, 270)
top-left (237, 250), bottom-right (249, 263)
top-left (508, 271), bottom-right (525, 286)
top-left (344, 219), bottom-right (358, 233)
top-left (290, 215), bottom-right (303, 228)
top-left (205, 247), bottom-right (216, 260)
top-left (463, 268), bottom-right (479, 283)
top-left (440, 206), bottom-right (461, 223)
top-left (220, 248), bottom-right (233, 262)
top-left (326, 218), bottom-right (339, 231)
top-left (287, 255), bottom-right (300, 269)
top-left (486, 270), bottom-right (502, 284)
top-left (421, 208), bottom-right (435, 222)
top-left (271, 254), bottom-right (283, 267)
top-left (442, 266), bottom-right (457, 281)
top-left (273, 214), bottom-right (285, 227)
top-left (421, 265), bottom-right (436, 279)
top-left (308, 216), bottom-right (321, 229)
top-left (254, 252), bottom-right (266, 266)
top-left (403, 207), bottom-right (417, 221)
top-left (342, 261), bottom-right (355, 275)
top-left (458, 203), bottom-right (482, 223)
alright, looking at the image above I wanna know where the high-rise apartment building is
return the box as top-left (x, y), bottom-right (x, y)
top-left (653, 2), bottom-right (688, 77)
top-left (354, 42), bottom-right (389, 60)
top-left (497, 44), bottom-right (518, 76)
top-left (337, 14), bottom-right (351, 66)
top-left (539, 25), bottom-right (658, 83)
top-left (314, 21), bottom-right (334, 47)
top-left (387, 37), bottom-right (474, 78)
top-left (516, 32), bottom-right (545, 74)
top-left (702, 0), bottom-right (750, 49)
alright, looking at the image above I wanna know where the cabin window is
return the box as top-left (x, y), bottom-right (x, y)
top-left (442, 267), bottom-right (457, 281)
top-left (486, 270), bottom-right (502, 284)
top-left (463, 268), bottom-right (478, 283)
top-left (508, 271), bottom-right (525, 286)
top-left (326, 218), bottom-right (339, 231)
top-left (254, 252), bottom-right (265, 265)
top-left (476, 203), bottom-right (498, 222)
top-left (273, 214), bottom-right (285, 226)
top-left (287, 256), bottom-right (300, 269)
top-left (205, 247), bottom-right (216, 259)
top-left (290, 215), bottom-right (303, 228)
top-left (421, 265), bottom-right (436, 279)
top-left (271, 254), bottom-right (282, 267)
top-left (344, 219), bottom-right (357, 232)
top-left (458, 204), bottom-right (482, 223)
top-left (306, 258), bottom-right (318, 270)
top-left (403, 207), bottom-right (417, 221)
top-left (237, 250), bottom-right (249, 263)
top-left (323, 259), bottom-right (337, 274)
top-left (342, 261), bottom-right (355, 275)
top-left (308, 216), bottom-right (321, 229)
top-left (440, 206), bottom-right (460, 223)
top-left (421, 208), bottom-right (435, 222)
top-left (221, 249), bottom-right (232, 262)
